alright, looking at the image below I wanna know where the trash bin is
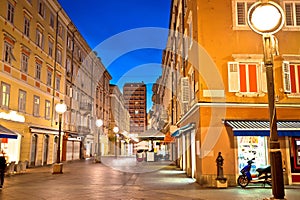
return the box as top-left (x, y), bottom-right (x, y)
top-left (136, 150), bottom-right (144, 162)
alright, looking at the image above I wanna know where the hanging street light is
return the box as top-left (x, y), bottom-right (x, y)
top-left (247, 1), bottom-right (285, 199)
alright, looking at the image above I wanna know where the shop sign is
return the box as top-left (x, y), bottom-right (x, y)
top-left (0, 111), bottom-right (25, 123)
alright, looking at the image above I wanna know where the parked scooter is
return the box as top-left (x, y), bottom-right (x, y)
top-left (237, 158), bottom-right (272, 188)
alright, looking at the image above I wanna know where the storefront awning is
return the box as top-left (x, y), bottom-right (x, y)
top-left (0, 125), bottom-right (18, 139)
top-left (171, 129), bottom-right (180, 137)
top-left (171, 123), bottom-right (195, 137)
top-left (225, 120), bottom-right (300, 136)
top-left (138, 128), bottom-right (165, 138)
top-left (164, 132), bottom-right (175, 143)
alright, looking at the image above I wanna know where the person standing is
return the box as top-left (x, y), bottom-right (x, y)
top-left (0, 156), bottom-right (7, 188)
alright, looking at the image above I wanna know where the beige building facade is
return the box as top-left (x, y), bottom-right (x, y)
top-left (109, 84), bottom-right (131, 156)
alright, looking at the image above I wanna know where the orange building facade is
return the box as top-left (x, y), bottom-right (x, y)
top-left (160, 0), bottom-right (300, 186)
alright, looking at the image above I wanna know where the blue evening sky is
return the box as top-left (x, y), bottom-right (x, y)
top-left (58, 0), bottom-right (172, 111)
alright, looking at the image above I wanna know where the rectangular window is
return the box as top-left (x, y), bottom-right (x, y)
top-left (57, 21), bottom-right (64, 39)
top-left (7, 2), bottom-right (14, 24)
top-left (45, 100), bottom-right (51, 119)
top-left (228, 62), bottom-right (266, 93)
top-left (282, 61), bottom-right (300, 94)
top-left (38, 0), bottom-right (45, 18)
top-left (21, 53), bottom-right (29, 73)
top-left (234, 1), bottom-right (255, 26)
top-left (35, 62), bottom-right (42, 80)
top-left (24, 17), bottom-right (30, 37)
top-left (1, 82), bottom-right (10, 108)
top-left (36, 29), bottom-right (44, 49)
top-left (33, 95), bottom-right (40, 116)
top-left (48, 40), bottom-right (53, 57)
top-left (284, 2), bottom-right (300, 27)
top-left (47, 70), bottom-right (52, 86)
top-left (66, 57), bottom-right (71, 75)
top-left (18, 90), bottom-right (26, 112)
top-left (50, 12), bottom-right (54, 28)
top-left (4, 42), bottom-right (14, 64)
top-left (57, 49), bottom-right (62, 64)
top-left (56, 76), bottom-right (61, 91)
top-left (67, 35), bottom-right (73, 50)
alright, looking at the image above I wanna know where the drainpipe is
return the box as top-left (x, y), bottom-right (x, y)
top-left (51, 7), bottom-right (62, 126)
top-left (181, 0), bottom-right (186, 77)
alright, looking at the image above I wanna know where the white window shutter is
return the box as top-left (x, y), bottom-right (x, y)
top-left (284, 3), bottom-right (294, 26)
top-left (260, 62), bottom-right (267, 93)
top-left (228, 62), bottom-right (240, 92)
top-left (181, 77), bottom-right (189, 103)
top-left (236, 2), bottom-right (246, 25)
top-left (282, 61), bottom-right (291, 93)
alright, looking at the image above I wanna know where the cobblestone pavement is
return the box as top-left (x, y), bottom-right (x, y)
top-left (0, 157), bottom-right (299, 200)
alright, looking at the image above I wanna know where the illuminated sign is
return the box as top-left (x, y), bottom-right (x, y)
top-left (0, 111), bottom-right (25, 122)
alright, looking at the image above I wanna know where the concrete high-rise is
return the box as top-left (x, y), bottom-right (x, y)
top-left (123, 83), bottom-right (147, 136)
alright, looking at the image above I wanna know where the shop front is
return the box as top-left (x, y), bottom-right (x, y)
top-left (225, 120), bottom-right (300, 184)
top-left (0, 124), bottom-right (20, 163)
top-left (171, 123), bottom-right (196, 178)
top-left (289, 137), bottom-right (300, 183)
top-left (62, 134), bottom-right (81, 161)
top-left (29, 125), bottom-right (61, 166)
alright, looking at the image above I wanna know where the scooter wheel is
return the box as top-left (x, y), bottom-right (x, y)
top-left (237, 175), bottom-right (249, 188)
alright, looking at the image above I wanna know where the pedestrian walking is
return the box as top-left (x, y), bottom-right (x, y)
top-left (0, 155), bottom-right (7, 188)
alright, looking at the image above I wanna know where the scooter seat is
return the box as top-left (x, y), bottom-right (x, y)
top-left (256, 165), bottom-right (271, 173)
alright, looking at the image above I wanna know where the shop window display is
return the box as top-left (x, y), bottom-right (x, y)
top-left (237, 136), bottom-right (268, 175)
top-left (290, 138), bottom-right (300, 173)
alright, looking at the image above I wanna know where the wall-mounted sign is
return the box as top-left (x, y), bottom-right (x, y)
top-left (0, 111), bottom-right (25, 123)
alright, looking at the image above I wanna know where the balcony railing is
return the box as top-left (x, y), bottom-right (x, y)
top-left (77, 125), bottom-right (90, 135)
top-left (80, 102), bottom-right (92, 111)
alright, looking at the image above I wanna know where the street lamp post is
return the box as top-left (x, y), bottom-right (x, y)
top-left (53, 100), bottom-right (67, 174)
top-left (96, 119), bottom-right (103, 163)
top-left (113, 126), bottom-right (119, 159)
top-left (247, 1), bottom-right (285, 199)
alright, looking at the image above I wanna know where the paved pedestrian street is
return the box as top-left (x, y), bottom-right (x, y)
top-left (0, 158), bottom-right (299, 200)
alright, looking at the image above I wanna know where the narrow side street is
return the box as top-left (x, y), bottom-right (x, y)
top-left (1, 158), bottom-right (299, 200)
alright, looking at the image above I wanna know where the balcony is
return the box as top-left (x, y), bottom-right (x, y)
top-left (80, 102), bottom-right (92, 111)
top-left (77, 125), bottom-right (90, 135)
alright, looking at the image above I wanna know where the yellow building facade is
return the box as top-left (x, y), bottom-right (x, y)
top-left (0, 0), bottom-right (68, 166)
